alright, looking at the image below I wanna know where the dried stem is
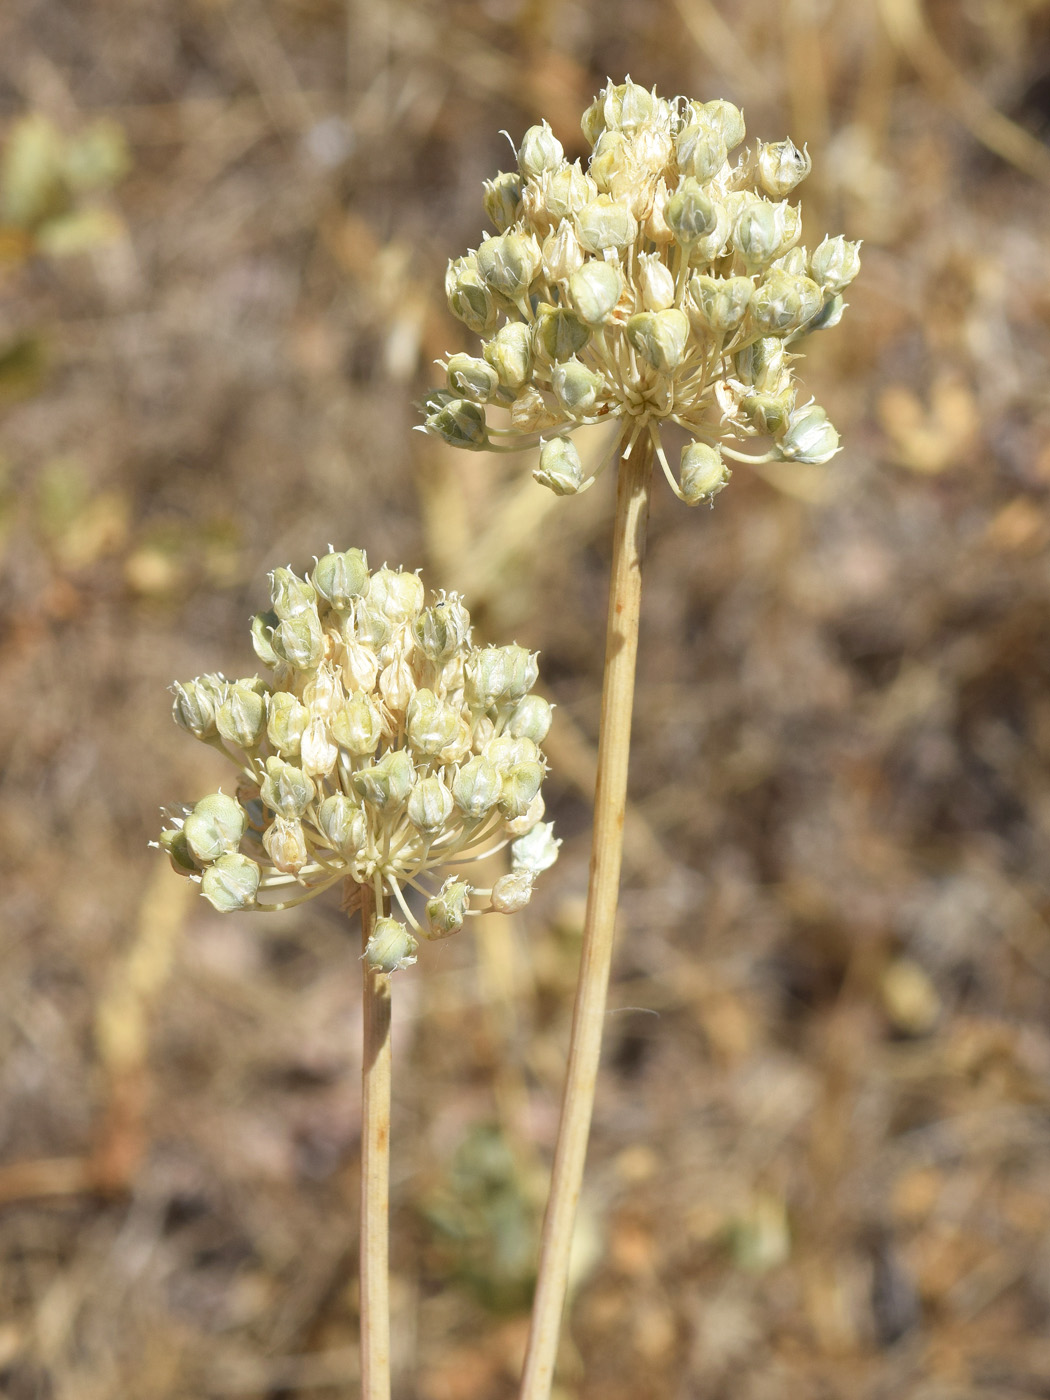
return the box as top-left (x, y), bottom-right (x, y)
top-left (519, 433), bottom-right (654, 1400)
top-left (360, 882), bottom-right (392, 1400)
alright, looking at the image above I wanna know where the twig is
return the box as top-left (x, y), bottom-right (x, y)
top-left (359, 881), bottom-right (392, 1400)
top-left (519, 434), bottom-right (654, 1400)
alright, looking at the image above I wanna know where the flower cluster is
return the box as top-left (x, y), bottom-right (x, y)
top-left (160, 550), bottom-right (559, 973)
top-left (424, 78), bottom-right (859, 504)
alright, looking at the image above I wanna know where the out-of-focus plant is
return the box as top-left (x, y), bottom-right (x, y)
top-left (424, 77), bottom-right (858, 1400)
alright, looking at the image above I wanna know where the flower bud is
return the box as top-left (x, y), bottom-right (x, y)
top-left (750, 270), bottom-right (823, 336)
top-left (250, 613), bottom-right (278, 667)
top-left (511, 821), bottom-right (561, 874)
top-left (638, 253), bottom-right (676, 311)
top-left (541, 221), bottom-right (585, 283)
top-left (756, 139), bottom-right (811, 198)
top-left (581, 91), bottom-right (607, 147)
top-left (446, 257), bottom-right (498, 334)
top-left (568, 260), bottom-right (622, 326)
top-left (735, 336), bottom-right (790, 393)
top-left (159, 825), bottom-right (198, 874)
top-left (272, 610), bottom-right (324, 671)
top-left (774, 246), bottom-right (808, 277)
top-left (483, 170), bottom-right (521, 231)
top-left (701, 99), bottom-right (745, 150)
top-left (483, 321), bottom-right (533, 389)
top-left (352, 749), bottom-right (414, 808)
top-left (680, 441), bottom-right (730, 504)
top-left (172, 673), bottom-right (225, 740)
top-left (534, 436), bottom-right (584, 495)
top-left (601, 80), bottom-right (655, 133)
top-left (267, 690), bottom-right (309, 755)
top-left (642, 177), bottom-right (673, 244)
top-left (687, 274), bottom-right (752, 332)
top-left (476, 230), bottom-right (542, 300)
top-left (311, 549), bottom-right (369, 611)
top-left (260, 757), bottom-right (314, 818)
top-left (425, 397), bottom-right (489, 449)
top-left (201, 853), bottom-right (261, 912)
top-left (216, 679), bottom-right (267, 749)
top-left (406, 688), bottom-right (460, 756)
top-left (263, 815), bottom-right (310, 874)
top-left (485, 734), bottom-right (541, 772)
top-left (498, 761), bottom-right (544, 819)
top-left (742, 390), bottom-right (794, 436)
top-left (808, 293), bottom-right (845, 332)
top-left (425, 878), bottom-right (471, 939)
top-left (667, 178), bottom-right (718, 246)
top-left (184, 792), bottom-right (246, 863)
top-left (379, 654), bottom-right (416, 711)
top-left (352, 604), bottom-right (390, 649)
top-left (446, 352), bottom-right (499, 403)
top-left (300, 716), bottom-right (338, 776)
top-left (676, 118), bottom-right (727, 182)
top-left (468, 645), bottom-right (537, 707)
top-left (407, 775), bottom-right (455, 834)
top-left (533, 304), bottom-right (590, 362)
top-left (510, 385), bottom-right (559, 433)
top-left (317, 793), bottom-right (367, 856)
top-left (551, 357), bottom-right (603, 416)
top-left (575, 195), bottom-right (638, 254)
top-left (490, 870), bottom-right (534, 914)
top-left (363, 918), bottom-right (418, 974)
top-left (342, 638), bottom-right (379, 692)
top-left (777, 404), bottom-right (841, 464)
top-left (518, 119), bottom-right (564, 179)
top-left (809, 235), bottom-right (862, 294)
top-left (625, 309), bottom-right (690, 372)
top-left (732, 200), bottom-right (779, 270)
top-left (545, 161), bottom-right (597, 221)
top-left (452, 755), bottom-right (502, 820)
top-left (269, 567), bottom-right (316, 621)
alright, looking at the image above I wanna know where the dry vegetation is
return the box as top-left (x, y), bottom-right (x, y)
top-left (3, 1), bottom-right (1050, 1396)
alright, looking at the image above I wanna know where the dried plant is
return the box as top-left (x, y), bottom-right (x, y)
top-left (425, 78), bottom-right (857, 1399)
top-left (161, 549), bottom-right (558, 1400)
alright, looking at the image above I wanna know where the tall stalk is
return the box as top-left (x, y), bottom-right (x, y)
top-left (519, 435), bottom-right (654, 1400)
top-left (360, 881), bottom-right (392, 1400)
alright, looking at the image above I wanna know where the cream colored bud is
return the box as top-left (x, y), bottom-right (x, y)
top-left (676, 118), bottom-right (727, 182)
top-left (300, 716), bottom-right (338, 776)
top-left (534, 436), bottom-right (584, 495)
top-left (701, 99), bottom-right (745, 150)
top-left (625, 308), bottom-right (690, 372)
top-left (667, 178), bottom-right (717, 245)
top-left (687, 274), bottom-right (752, 332)
top-left (311, 549), bottom-right (369, 611)
top-left (680, 441), bottom-right (730, 504)
top-left (415, 594), bottom-right (471, 661)
top-left (602, 79), bottom-right (655, 133)
top-left (533, 303), bottom-right (590, 362)
top-left (506, 791), bottom-right (545, 836)
top-left (270, 566), bottom-right (317, 621)
top-left (735, 336), bottom-right (790, 393)
top-left (406, 688), bottom-right (460, 756)
top-left (446, 258), bottom-right (498, 334)
top-left (581, 91), bottom-right (607, 147)
top-left (743, 391), bottom-right (794, 436)
top-left (809, 293), bottom-right (845, 332)
top-left (476, 230), bottom-right (542, 299)
top-left (351, 604), bottom-right (390, 649)
top-left (260, 757), bottom-right (315, 818)
top-left (201, 852), bottom-right (261, 912)
top-left (425, 397), bottom-right (489, 449)
top-left (545, 161), bottom-right (597, 221)
top-left (452, 755), bottom-right (502, 820)
top-left (483, 170), bottom-right (521, 231)
top-left (552, 357), bottom-right (603, 416)
top-left (353, 749), bottom-right (414, 808)
top-left (510, 385), bottom-right (559, 433)
top-left (250, 613), bottom-right (278, 667)
top-left (316, 793), bottom-right (367, 856)
top-left (507, 694), bottom-right (553, 743)
top-left (490, 870), bottom-right (534, 914)
top-left (483, 321), bottom-right (533, 389)
top-left (267, 690), bottom-right (309, 756)
top-left (587, 129), bottom-right (627, 194)
top-left (638, 253), bottom-right (676, 311)
top-left (363, 918), bottom-right (418, 974)
top-left (511, 821), bottom-right (561, 874)
top-left (568, 260), bottom-right (621, 326)
top-left (756, 139), bottom-right (811, 198)
top-left (425, 878), bottom-right (471, 939)
top-left (643, 177), bottom-right (674, 245)
top-left (468, 646), bottom-right (537, 707)
top-left (407, 775), bottom-right (455, 835)
top-left (273, 611), bottom-right (324, 671)
top-left (172, 673), bottom-right (225, 739)
top-left (184, 792), bottom-right (246, 863)
top-left (302, 665), bottom-right (342, 720)
top-left (777, 404), bottom-right (840, 463)
top-left (378, 654), bottom-right (416, 712)
top-left (216, 680), bottom-right (266, 750)
top-left (498, 761), bottom-right (544, 819)
top-left (342, 639), bottom-right (379, 693)
top-left (542, 221), bottom-right (585, 283)
top-left (809, 235), bottom-right (861, 294)
top-left (263, 815), bottom-right (310, 874)
top-left (518, 120), bottom-right (564, 179)
top-left (774, 246), bottom-right (808, 277)
top-left (160, 826), bottom-right (198, 874)
top-left (446, 352), bottom-right (499, 403)
top-left (733, 200), bottom-right (780, 269)
top-left (575, 195), bottom-right (638, 254)
top-left (690, 201), bottom-right (731, 266)
top-left (750, 270), bottom-right (824, 335)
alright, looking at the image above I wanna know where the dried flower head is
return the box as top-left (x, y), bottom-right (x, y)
top-left (159, 550), bottom-right (559, 971)
top-left (424, 79), bottom-right (858, 503)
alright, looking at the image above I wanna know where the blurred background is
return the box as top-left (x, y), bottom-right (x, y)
top-left (3, 1), bottom-right (1050, 1396)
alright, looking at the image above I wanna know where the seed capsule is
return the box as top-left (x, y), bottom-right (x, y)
top-left (352, 749), bottom-right (414, 809)
top-left (316, 793), bottom-right (368, 856)
top-left (482, 170), bottom-right (521, 231)
top-left (511, 821), bottom-right (561, 874)
top-left (260, 757), bottom-right (315, 819)
top-left (552, 357), bottom-right (603, 416)
top-left (172, 674), bottom-right (225, 740)
top-left (407, 775), bottom-right (455, 835)
top-left (625, 309), bottom-right (690, 372)
top-left (216, 680), bottom-right (266, 750)
top-left (483, 321), bottom-right (533, 389)
top-left (777, 404), bottom-right (841, 464)
top-left (311, 549), bottom-right (369, 610)
top-left (363, 918), bottom-right (418, 974)
top-left (202, 853), bottom-right (261, 911)
top-left (446, 352), bottom-right (499, 403)
top-left (680, 442), bottom-right (730, 504)
top-left (568, 261), bottom-right (622, 326)
top-left (518, 120), bottom-right (564, 180)
top-left (534, 436), bottom-right (584, 496)
top-left (490, 870), bottom-right (534, 913)
top-left (425, 879), bottom-right (471, 939)
top-left (756, 139), bottom-right (811, 198)
top-left (184, 792), bottom-right (247, 863)
top-left (452, 755), bottom-right (502, 820)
